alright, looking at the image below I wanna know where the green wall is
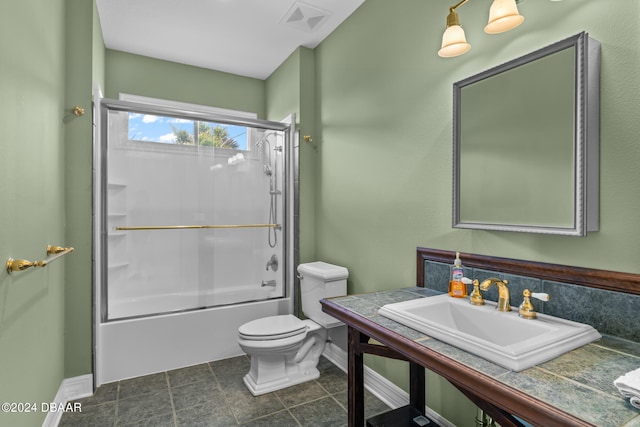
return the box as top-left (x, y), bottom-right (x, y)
top-left (64, 0), bottom-right (102, 380)
top-left (0, 0), bottom-right (67, 425)
top-left (313, 0), bottom-right (640, 423)
top-left (314, 0), bottom-right (640, 280)
top-left (104, 50), bottom-right (266, 117)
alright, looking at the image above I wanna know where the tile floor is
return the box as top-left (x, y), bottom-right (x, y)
top-left (59, 355), bottom-right (391, 426)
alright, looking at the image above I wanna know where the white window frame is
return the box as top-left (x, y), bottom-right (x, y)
top-left (118, 94), bottom-right (258, 119)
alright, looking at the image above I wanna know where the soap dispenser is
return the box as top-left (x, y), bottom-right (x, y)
top-left (448, 252), bottom-right (468, 298)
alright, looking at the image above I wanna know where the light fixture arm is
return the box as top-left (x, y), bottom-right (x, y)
top-left (446, 0), bottom-right (470, 27)
top-left (451, 0), bottom-right (470, 12)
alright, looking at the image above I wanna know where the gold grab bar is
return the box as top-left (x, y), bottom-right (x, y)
top-left (114, 223), bottom-right (280, 231)
top-left (6, 246), bottom-right (74, 274)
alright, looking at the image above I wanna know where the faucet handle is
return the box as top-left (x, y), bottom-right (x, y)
top-left (531, 292), bottom-right (550, 302)
top-left (466, 278), bottom-right (485, 306)
top-left (519, 289), bottom-right (550, 319)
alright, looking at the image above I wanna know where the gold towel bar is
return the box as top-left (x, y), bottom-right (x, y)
top-left (6, 246), bottom-right (74, 274)
top-left (114, 224), bottom-right (280, 231)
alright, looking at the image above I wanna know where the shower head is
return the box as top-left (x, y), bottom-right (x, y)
top-left (256, 132), bottom-right (283, 150)
top-left (256, 135), bottom-right (273, 176)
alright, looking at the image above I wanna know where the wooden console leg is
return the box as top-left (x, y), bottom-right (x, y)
top-left (410, 362), bottom-right (425, 415)
top-left (348, 326), bottom-right (365, 427)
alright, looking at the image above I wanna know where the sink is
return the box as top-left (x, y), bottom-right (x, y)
top-left (378, 294), bottom-right (601, 371)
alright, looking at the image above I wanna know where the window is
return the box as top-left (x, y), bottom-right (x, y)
top-left (127, 114), bottom-right (249, 150)
top-left (119, 94), bottom-right (258, 151)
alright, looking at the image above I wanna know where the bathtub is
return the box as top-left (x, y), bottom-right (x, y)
top-left (96, 292), bottom-right (293, 385)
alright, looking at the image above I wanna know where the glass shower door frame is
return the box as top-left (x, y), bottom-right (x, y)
top-left (97, 98), bottom-right (295, 323)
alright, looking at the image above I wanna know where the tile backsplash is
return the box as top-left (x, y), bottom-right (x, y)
top-left (423, 260), bottom-right (640, 342)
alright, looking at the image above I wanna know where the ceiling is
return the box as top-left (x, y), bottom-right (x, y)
top-left (96, 0), bottom-right (366, 80)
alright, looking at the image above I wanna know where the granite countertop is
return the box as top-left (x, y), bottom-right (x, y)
top-left (329, 287), bottom-right (640, 427)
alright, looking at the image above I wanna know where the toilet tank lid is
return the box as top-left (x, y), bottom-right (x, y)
top-left (297, 261), bottom-right (349, 281)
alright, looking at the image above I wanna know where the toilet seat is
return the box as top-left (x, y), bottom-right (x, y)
top-left (238, 314), bottom-right (307, 341)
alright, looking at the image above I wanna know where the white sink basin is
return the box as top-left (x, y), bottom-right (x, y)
top-left (378, 294), bottom-right (601, 371)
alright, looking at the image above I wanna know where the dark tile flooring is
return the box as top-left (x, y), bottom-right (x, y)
top-left (59, 355), bottom-right (391, 426)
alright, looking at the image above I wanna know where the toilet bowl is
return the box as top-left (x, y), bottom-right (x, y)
top-left (237, 262), bottom-right (348, 396)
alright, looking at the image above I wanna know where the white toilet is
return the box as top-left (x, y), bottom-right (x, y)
top-left (237, 261), bottom-right (348, 396)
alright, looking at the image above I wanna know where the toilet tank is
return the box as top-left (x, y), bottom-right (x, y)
top-left (298, 262), bottom-right (348, 328)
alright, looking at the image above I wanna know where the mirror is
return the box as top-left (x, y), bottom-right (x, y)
top-left (453, 32), bottom-right (600, 236)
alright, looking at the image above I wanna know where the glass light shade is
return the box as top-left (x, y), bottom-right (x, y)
top-left (484, 0), bottom-right (524, 34)
top-left (438, 25), bottom-right (471, 58)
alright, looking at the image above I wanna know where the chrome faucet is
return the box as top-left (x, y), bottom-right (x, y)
top-left (266, 254), bottom-right (278, 271)
top-left (479, 278), bottom-right (511, 312)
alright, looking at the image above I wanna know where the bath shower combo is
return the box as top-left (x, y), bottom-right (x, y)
top-left (93, 96), bottom-right (297, 385)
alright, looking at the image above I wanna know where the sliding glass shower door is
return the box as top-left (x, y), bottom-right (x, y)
top-left (99, 100), bottom-right (291, 321)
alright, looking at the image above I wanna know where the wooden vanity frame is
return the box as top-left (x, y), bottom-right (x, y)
top-left (321, 247), bottom-right (640, 427)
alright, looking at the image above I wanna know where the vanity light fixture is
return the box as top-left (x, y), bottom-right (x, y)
top-left (438, 0), bottom-right (525, 58)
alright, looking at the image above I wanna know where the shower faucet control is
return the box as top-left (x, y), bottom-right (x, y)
top-left (266, 254), bottom-right (278, 271)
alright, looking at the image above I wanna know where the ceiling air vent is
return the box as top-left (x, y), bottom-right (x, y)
top-left (281, 2), bottom-right (331, 32)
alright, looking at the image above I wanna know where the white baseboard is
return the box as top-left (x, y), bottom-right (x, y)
top-left (323, 343), bottom-right (455, 427)
top-left (41, 374), bottom-right (93, 427)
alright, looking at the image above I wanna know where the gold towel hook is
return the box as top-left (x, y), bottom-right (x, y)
top-left (72, 106), bottom-right (85, 117)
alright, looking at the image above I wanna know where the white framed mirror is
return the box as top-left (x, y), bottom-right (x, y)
top-left (453, 32), bottom-right (600, 236)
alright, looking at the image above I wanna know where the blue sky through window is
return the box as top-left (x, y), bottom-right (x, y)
top-left (128, 113), bottom-right (248, 150)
